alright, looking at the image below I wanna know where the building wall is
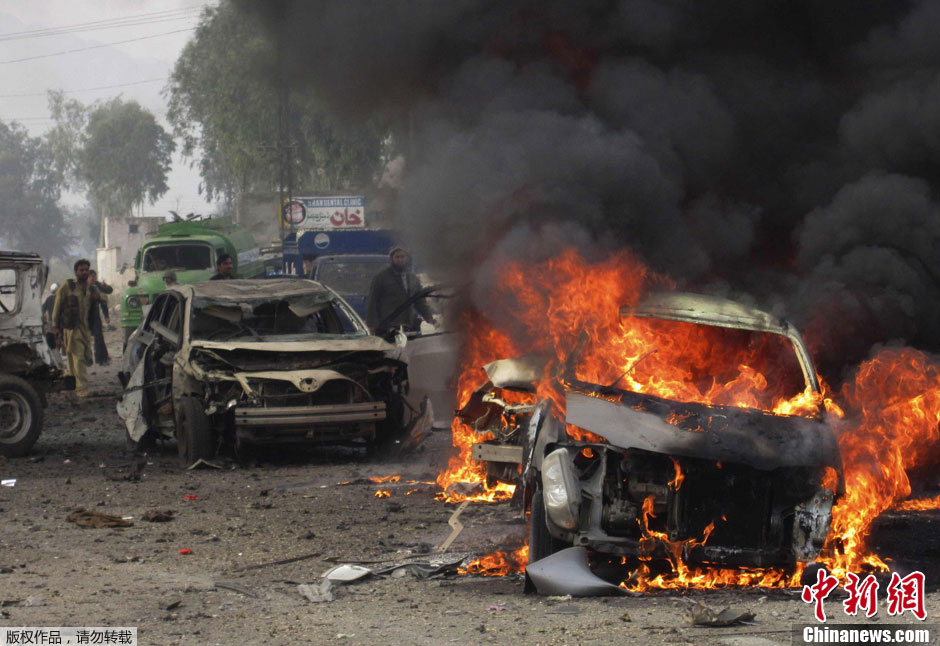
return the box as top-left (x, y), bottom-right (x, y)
top-left (95, 216), bottom-right (163, 293)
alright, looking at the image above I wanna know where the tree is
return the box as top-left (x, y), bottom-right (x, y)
top-left (0, 120), bottom-right (71, 256)
top-left (166, 0), bottom-right (385, 204)
top-left (48, 92), bottom-right (175, 221)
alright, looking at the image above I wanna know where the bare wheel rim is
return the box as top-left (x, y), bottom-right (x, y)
top-left (0, 391), bottom-right (32, 443)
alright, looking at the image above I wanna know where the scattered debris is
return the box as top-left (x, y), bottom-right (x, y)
top-left (178, 548), bottom-right (193, 555)
top-left (620, 612), bottom-right (632, 622)
top-left (546, 604), bottom-right (581, 615)
top-left (688, 602), bottom-right (756, 627)
top-left (24, 596), bottom-right (43, 607)
top-left (436, 500), bottom-right (469, 553)
top-left (234, 551), bottom-right (321, 572)
top-left (187, 458), bottom-right (222, 470)
top-left (1, 479), bottom-right (15, 487)
top-left (486, 605), bottom-right (507, 612)
top-left (142, 510), bottom-right (175, 522)
top-left (183, 494), bottom-right (199, 501)
top-left (165, 599), bottom-right (182, 611)
top-left (298, 580), bottom-right (334, 603)
top-left (323, 564), bottom-right (373, 583)
top-left (66, 508), bottom-right (133, 529)
top-left (525, 547), bottom-right (626, 597)
top-left (215, 582), bottom-right (258, 598)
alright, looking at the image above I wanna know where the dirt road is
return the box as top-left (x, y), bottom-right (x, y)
top-left (2, 328), bottom-right (938, 645)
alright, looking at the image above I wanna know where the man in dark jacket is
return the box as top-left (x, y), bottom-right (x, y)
top-left (210, 253), bottom-right (234, 280)
top-left (366, 247), bottom-right (435, 337)
top-left (88, 269), bottom-right (113, 365)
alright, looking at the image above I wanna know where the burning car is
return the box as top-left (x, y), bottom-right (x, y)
top-left (0, 251), bottom-right (71, 457)
top-left (467, 292), bottom-right (843, 571)
top-left (117, 279), bottom-right (408, 464)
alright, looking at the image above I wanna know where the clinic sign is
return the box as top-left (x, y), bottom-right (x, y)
top-left (281, 196), bottom-right (366, 230)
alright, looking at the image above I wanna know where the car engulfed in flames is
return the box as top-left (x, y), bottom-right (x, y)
top-left (117, 279), bottom-right (409, 465)
top-left (466, 292), bottom-right (844, 573)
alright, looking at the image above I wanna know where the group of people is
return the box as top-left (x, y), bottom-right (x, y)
top-left (39, 247), bottom-right (429, 398)
top-left (41, 259), bottom-right (114, 398)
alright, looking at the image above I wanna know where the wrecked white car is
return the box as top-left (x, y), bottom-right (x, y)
top-left (117, 279), bottom-right (408, 464)
top-left (0, 251), bottom-right (71, 457)
top-left (469, 292), bottom-right (843, 570)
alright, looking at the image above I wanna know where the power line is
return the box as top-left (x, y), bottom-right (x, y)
top-left (0, 8), bottom-right (203, 42)
top-left (0, 28), bottom-right (197, 64)
top-left (0, 77), bottom-right (167, 98)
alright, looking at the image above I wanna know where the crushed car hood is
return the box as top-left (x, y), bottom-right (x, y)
top-left (189, 336), bottom-right (396, 353)
top-left (565, 380), bottom-right (842, 478)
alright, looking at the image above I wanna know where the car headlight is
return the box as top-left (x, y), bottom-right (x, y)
top-left (541, 448), bottom-right (581, 531)
top-left (127, 297), bottom-right (141, 309)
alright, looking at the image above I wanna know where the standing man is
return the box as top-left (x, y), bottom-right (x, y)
top-left (87, 269), bottom-right (113, 365)
top-left (41, 282), bottom-right (59, 350)
top-left (210, 253), bottom-right (234, 280)
top-left (52, 259), bottom-right (100, 397)
top-left (366, 246), bottom-right (435, 338)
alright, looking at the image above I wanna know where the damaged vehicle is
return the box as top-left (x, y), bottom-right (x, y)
top-left (0, 251), bottom-right (71, 457)
top-left (468, 292), bottom-right (843, 570)
top-left (117, 279), bottom-right (409, 465)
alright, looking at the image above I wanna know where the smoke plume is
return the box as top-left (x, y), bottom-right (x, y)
top-left (236, 0), bottom-right (940, 379)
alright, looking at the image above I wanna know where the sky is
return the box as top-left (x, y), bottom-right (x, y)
top-left (0, 0), bottom-right (215, 219)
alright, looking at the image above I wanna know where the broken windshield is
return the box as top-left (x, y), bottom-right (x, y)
top-left (191, 292), bottom-right (365, 341)
top-left (577, 318), bottom-right (808, 412)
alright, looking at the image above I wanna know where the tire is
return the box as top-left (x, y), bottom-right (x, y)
top-left (175, 396), bottom-right (214, 467)
top-left (0, 375), bottom-right (44, 458)
top-left (528, 483), bottom-right (567, 564)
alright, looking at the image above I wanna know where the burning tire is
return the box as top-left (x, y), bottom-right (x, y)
top-left (528, 484), bottom-right (567, 563)
top-left (0, 375), bottom-right (43, 458)
top-left (175, 396), bottom-right (213, 467)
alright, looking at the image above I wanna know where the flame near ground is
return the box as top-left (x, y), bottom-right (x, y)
top-left (446, 249), bottom-right (940, 585)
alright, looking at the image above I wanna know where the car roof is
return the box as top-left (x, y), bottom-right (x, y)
top-left (173, 278), bottom-right (335, 300)
top-left (621, 291), bottom-right (791, 336)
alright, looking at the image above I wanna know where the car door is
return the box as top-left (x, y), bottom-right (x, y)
top-left (117, 292), bottom-right (181, 441)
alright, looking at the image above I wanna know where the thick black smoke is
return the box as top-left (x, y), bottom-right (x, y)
top-left (237, 0), bottom-right (940, 381)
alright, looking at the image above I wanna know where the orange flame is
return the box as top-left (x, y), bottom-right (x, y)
top-left (374, 490), bottom-right (391, 498)
top-left (440, 249), bottom-right (940, 586)
top-left (460, 546), bottom-right (529, 576)
top-left (894, 494), bottom-right (940, 511)
top-left (369, 475), bottom-right (402, 483)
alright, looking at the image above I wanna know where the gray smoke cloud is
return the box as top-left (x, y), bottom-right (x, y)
top-left (236, 0), bottom-right (940, 380)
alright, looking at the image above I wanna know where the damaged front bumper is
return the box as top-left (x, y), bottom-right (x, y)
top-left (233, 401), bottom-right (386, 444)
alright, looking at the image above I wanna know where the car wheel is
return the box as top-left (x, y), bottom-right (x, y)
top-left (175, 396), bottom-right (214, 467)
top-left (528, 483), bottom-right (567, 564)
top-left (0, 375), bottom-right (44, 458)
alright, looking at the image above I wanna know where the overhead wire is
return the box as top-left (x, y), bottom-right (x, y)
top-left (0, 77), bottom-right (167, 98)
top-left (0, 7), bottom-right (203, 42)
top-left (0, 28), bottom-right (197, 64)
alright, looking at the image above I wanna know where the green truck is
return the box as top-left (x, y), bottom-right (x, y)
top-left (120, 216), bottom-right (265, 343)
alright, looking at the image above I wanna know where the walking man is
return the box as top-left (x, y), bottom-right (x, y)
top-left (52, 259), bottom-right (100, 397)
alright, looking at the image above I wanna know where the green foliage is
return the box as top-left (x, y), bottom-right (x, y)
top-left (47, 92), bottom-right (175, 219)
top-left (0, 120), bottom-right (71, 256)
top-left (166, 1), bottom-right (385, 201)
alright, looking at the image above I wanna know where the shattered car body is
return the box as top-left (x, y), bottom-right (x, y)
top-left (467, 293), bottom-right (843, 570)
top-left (117, 279), bottom-right (408, 464)
top-left (0, 251), bottom-right (69, 457)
